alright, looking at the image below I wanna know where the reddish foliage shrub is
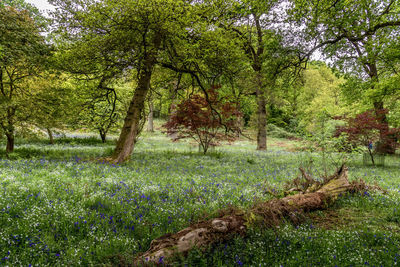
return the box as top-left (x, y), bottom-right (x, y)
top-left (164, 86), bottom-right (242, 153)
top-left (335, 109), bottom-right (400, 156)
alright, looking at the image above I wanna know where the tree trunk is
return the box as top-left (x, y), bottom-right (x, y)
top-left (256, 87), bottom-right (267, 150)
top-left (112, 72), bottom-right (152, 162)
top-left (4, 107), bottom-right (16, 154)
top-left (373, 101), bottom-right (393, 154)
top-left (6, 133), bottom-right (14, 154)
top-left (364, 62), bottom-right (392, 154)
top-left (167, 75), bottom-right (181, 140)
top-left (112, 33), bottom-right (162, 163)
top-left (251, 14), bottom-right (267, 151)
top-left (147, 101), bottom-right (154, 132)
top-left (47, 128), bottom-right (54, 145)
top-left (367, 147), bottom-right (375, 166)
top-left (136, 166), bottom-right (351, 265)
top-left (99, 129), bottom-right (107, 143)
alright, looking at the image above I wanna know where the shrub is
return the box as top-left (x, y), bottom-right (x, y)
top-left (164, 86), bottom-right (242, 153)
top-left (335, 109), bottom-right (400, 165)
top-left (267, 124), bottom-right (299, 139)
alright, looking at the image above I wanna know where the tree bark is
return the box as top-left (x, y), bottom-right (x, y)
top-left (136, 166), bottom-right (351, 265)
top-left (256, 87), bottom-right (267, 150)
top-left (112, 32), bottom-right (162, 163)
top-left (350, 44), bottom-right (392, 154)
top-left (5, 133), bottom-right (14, 154)
top-left (367, 147), bottom-right (375, 166)
top-left (366, 63), bottom-right (390, 154)
top-left (47, 128), bottom-right (54, 145)
top-left (147, 101), bottom-right (154, 132)
top-left (373, 100), bottom-right (394, 154)
top-left (251, 14), bottom-right (267, 151)
top-left (112, 71), bottom-right (152, 162)
top-left (4, 107), bottom-right (16, 154)
top-left (99, 129), bottom-right (107, 143)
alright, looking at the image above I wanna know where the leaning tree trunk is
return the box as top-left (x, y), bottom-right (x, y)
top-left (112, 70), bottom-right (153, 163)
top-left (112, 33), bottom-right (161, 163)
top-left (136, 166), bottom-right (352, 265)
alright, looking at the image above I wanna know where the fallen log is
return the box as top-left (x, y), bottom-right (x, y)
top-left (135, 165), bottom-right (351, 265)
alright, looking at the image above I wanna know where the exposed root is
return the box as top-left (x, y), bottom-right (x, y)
top-left (349, 179), bottom-right (387, 195)
top-left (251, 198), bottom-right (307, 226)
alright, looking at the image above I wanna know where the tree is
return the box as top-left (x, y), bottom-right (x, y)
top-left (69, 77), bottom-right (132, 143)
top-left (296, 62), bottom-right (347, 133)
top-left (52, 0), bottom-right (205, 163)
top-left (209, 0), bottom-right (304, 151)
top-left (0, 3), bottom-right (49, 153)
top-left (289, 0), bottom-right (400, 153)
top-left (335, 109), bottom-right (400, 165)
top-left (26, 73), bottom-right (75, 144)
top-left (164, 86), bottom-right (242, 153)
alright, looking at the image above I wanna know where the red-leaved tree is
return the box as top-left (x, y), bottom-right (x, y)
top-left (164, 87), bottom-right (242, 153)
top-left (335, 109), bottom-right (400, 165)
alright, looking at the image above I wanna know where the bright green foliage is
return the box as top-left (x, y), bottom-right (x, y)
top-left (0, 0), bottom-right (48, 27)
top-left (51, 0), bottom-right (247, 160)
top-left (297, 63), bottom-right (347, 133)
top-left (0, 2), bottom-right (50, 151)
top-left (211, 0), bottom-right (302, 150)
top-left (27, 74), bottom-right (77, 136)
top-left (69, 78), bottom-right (133, 142)
top-left (289, 0), bottom-right (400, 115)
top-left (52, 0), bottom-right (200, 78)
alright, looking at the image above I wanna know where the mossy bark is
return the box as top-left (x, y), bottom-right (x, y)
top-left (112, 70), bottom-right (152, 163)
top-left (112, 33), bottom-right (162, 163)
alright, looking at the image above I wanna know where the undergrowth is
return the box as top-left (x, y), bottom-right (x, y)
top-left (0, 132), bottom-right (400, 266)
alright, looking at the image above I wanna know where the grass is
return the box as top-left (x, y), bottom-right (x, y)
top-left (0, 130), bottom-right (400, 266)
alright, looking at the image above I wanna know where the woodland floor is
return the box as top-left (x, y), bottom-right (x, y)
top-left (1, 126), bottom-right (400, 266)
